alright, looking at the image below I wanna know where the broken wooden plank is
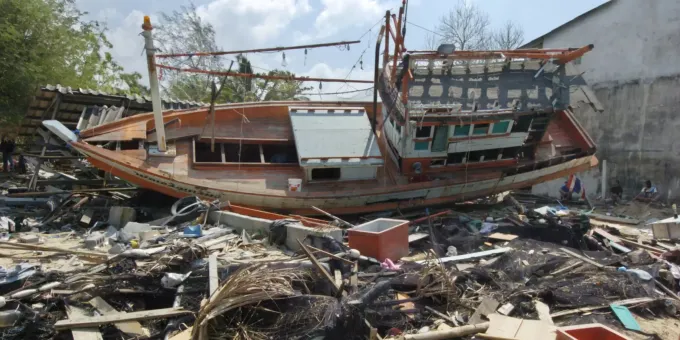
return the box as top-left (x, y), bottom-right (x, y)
top-left (417, 248), bottom-right (512, 265)
top-left (408, 232), bottom-right (429, 243)
top-left (334, 270), bottom-right (342, 288)
top-left (588, 213), bottom-right (640, 225)
top-left (306, 244), bottom-right (354, 264)
top-left (559, 248), bottom-right (605, 269)
top-left (496, 303), bottom-right (514, 316)
top-left (593, 228), bottom-right (622, 243)
top-left (169, 326), bottom-right (193, 340)
top-left (0, 241), bottom-right (108, 259)
top-left (609, 242), bottom-right (632, 253)
top-left (208, 253), bottom-right (218, 297)
top-left (402, 322), bottom-right (490, 340)
top-left (66, 305), bottom-right (103, 340)
top-left (481, 314), bottom-right (556, 340)
top-left (619, 238), bottom-right (665, 253)
top-left (487, 233), bottom-right (518, 241)
top-left (350, 261), bottom-right (358, 293)
top-left (55, 308), bottom-right (190, 330)
top-left (297, 240), bottom-right (340, 293)
top-left (425, 306), bottom-right (459, 327)
top-left (550, 297), bottom-right (656, 318)
top-left (88, 297), bottom-right (148, 338)
top-left (469, 297), bottom-right (499, 325)
top-left (534, 301), bottom-right (553, 325)
top-left (655, 279), bottom-right (680, 301)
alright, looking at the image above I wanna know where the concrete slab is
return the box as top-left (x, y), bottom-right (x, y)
top-left (108, 207), bottom-right (136, 228)
top-left (209, 210), bottom-right (342, 251)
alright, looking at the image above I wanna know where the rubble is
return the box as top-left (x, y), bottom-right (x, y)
top-left (0, 166), bottom-right (679, 340)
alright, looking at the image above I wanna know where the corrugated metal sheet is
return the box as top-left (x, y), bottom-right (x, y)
top-left (289, 107), bottom-right (383, 167)
top-left (20, 84), bottom-right (204, 138)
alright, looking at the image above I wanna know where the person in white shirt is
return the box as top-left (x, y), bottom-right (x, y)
top-left (634, 180), bottom-right (658, 202)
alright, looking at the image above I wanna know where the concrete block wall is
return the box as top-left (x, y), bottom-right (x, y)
top-left (533, 0), bottom-right (680, 200)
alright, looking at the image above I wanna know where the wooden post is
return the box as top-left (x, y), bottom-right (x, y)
top-left (142, 15), bottom-right (167, 152)
top-left (390, 7), bottom-right (404, 81)
top-left (29, 93), bottom-right (60, 191)
top-left (383, 11), bottom-right (391, 69)
top-left (601, 159), bottom-right (607, 199)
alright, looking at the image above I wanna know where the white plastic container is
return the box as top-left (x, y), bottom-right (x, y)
top-left (288, 178), bottom-right (302, 192)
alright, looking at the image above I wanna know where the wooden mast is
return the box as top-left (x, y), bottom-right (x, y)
top-left (142, 16), bottom-right (167, 152)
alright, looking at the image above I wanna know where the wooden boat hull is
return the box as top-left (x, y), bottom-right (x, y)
top-left (73, 140), bottom-right (597, 215)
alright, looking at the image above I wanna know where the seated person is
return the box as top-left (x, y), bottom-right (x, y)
top-left (559, 175), bottom-right (586, 201)
top-left (634, 180), bottom-right (659, 202)
top-left (610, 179), bottom-right (623, 203)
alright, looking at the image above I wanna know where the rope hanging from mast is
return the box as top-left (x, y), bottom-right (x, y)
top-left (155, 40), bottom-right (361, 58)
top-left (155, 64), bottom-right (374, 84)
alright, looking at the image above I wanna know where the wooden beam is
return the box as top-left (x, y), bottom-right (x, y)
top-left (416, 248), bottom-right (511, 265)
top-left (559, 248), bottom-right (605, 269)
top-left (208, 253), bottom-right (218, 297)
top-left (297, 240), bottom-right (340, 293)
top-left (0, 241), bottom-right (108, 259)
top-left (66, 305), bottom-right (103, 340)
top-left (88, 297), bottom-right (149, 338)
top-left (55, 308), bottom-right (190, 330)
top-left (551, 297), bottom-right (655, 318)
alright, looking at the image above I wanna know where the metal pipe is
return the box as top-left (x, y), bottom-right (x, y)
top-left (142, 16), bottom-right (167, 152)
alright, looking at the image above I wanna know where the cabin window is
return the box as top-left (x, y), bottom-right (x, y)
top-left (431, 125), bottom-right (448, 152)
top-left (492, 121), bottom-right (510, 134)
top-left (262, 144), bottom-right (298, 163)
top-left (312, 168), bottom-right (341, 181)
top-left (453, 125), bottom-right (470, 136)
top-left (195, 141), bottom-right (223, 163)
top-left (480, 149), bottom-right (499, 161)
top-left (415, 126), bottom-right (432, 138)
top-left (467, 151), bottom-right (483, 162)
top-left (414, 141), bottom-right (429, 151)
top-left (472, 124), bottom-right (490, 135)
top-left (447, 152), bottom-right (466, 164)
top-left (224, 143), bottom-right (261, 163)
top-left (431, 159), bottom-right (445, 167)
top-left (512, 116), bottom-right (533, 133)
top-left (502, 147), bottom-right (520, 159)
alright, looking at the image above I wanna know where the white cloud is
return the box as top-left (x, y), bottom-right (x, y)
top-left (106, 10), bottom-right (157, 82)
top-left (196, 0), bottom-right (312, 49)
top-left (312, 0), bottom-right (392, 39)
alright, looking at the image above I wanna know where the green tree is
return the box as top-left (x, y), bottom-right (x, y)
top-left (0, 0), bottom-right (147, 126)
top-left (156, 4), bottom-right (308, 103)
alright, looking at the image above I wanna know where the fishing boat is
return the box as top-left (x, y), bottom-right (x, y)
top-left (43, 12), bottom-right (601, 215)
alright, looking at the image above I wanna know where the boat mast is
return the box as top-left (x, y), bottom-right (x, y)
top-left (142, 16), bottom-right (167, 152)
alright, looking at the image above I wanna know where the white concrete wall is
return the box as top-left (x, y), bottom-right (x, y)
top-left (541, 1), bottom-right (680, 85)
top-left (533, 0), bottom-right (680, 200)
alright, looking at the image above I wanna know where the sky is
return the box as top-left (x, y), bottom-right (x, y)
top-left (74, 0), bottom-right (608, 100)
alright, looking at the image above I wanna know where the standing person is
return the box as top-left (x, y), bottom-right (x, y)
top-left (610, 179), bottom-right (623, 204)
top-left (635, 180), bottom-right (659, 202)
top-left (0, 136), bottom-right (10, 173)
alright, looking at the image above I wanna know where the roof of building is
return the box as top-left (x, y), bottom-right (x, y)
top-left (20, 84), bottom-right (203, 138)
top-left (289, 107), bottom-right (383, 168)
top-left (521, 1), bottom-right (614, 48)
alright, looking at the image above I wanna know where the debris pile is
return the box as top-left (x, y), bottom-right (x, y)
top-left (0, 168), bottom-right (679, 340)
